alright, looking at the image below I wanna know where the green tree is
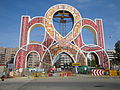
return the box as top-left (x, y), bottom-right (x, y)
top-left (114, 40), bottom-right (120, 65)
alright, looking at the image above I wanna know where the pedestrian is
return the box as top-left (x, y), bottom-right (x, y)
top-left (1, 71), bottom-right (6, 81)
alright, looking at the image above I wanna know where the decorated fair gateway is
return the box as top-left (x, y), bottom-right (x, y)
top-left (14, 4), bottom-right (109, 71)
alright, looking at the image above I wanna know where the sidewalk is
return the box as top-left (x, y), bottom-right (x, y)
top-left (1, 74), bottom-right (120, 82)
top-left (0, 76), bottom-right (32, 82)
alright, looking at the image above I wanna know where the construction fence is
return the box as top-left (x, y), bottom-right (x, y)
top-left (1, 66), bottom-right (120, 78)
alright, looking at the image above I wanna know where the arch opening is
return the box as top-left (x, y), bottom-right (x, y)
top-left (53, 10), bottom-right (74, 37)
top-left (29, 26), bottom-right (45, 44)
top-left (82, 27), bottom-right (97, 45)
top-left (27, 52), bottom-right (40, 68)
top-left (53, 52), bottom-right (74, 71)
top-left (87, 52), bottom-right (99, 67)
top-left (40, 51), bottom-right (52, 71)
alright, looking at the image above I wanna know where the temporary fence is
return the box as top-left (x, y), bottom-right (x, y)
top-left (8, 67), bottom-right (120, 78)
top-left (48, 71), bottom-right (73, 77)
top-left (59, 71), bottom-right (73, 77)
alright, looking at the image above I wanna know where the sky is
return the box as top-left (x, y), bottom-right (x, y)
top-left (0, 0), bottom-right (120, 50)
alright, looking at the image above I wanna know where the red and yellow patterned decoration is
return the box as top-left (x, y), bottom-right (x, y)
top-left (14, 4), bottom-right (109, 69)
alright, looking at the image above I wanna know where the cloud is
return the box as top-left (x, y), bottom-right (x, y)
top-left (52, 0), bottom-right (92, 5)
top-left (52, 0), bottom-right (104, 9)
top-left (51, 0), bottom-right (93, 9)
top-left (52, 0), bottom-right (91, 3)
top-left (74, 0), bottom-right (92, 3)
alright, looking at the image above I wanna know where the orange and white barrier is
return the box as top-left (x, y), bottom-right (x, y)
top-left (91, 69), bottom-right (104, 76)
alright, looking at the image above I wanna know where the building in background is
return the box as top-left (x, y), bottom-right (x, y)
top-left (0, 47), bottom-right (18, 65)
top-left (106, 49), bottom-right (115, 61)
top-left (27, 52), bottom-right (39, 68)
top-left (106, 49), bottom-right (116, 69)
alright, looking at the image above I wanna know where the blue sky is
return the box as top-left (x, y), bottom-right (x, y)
top-left (0, 0), bottom-right (120, 50)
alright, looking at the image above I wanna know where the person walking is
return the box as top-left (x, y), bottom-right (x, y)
top-left (1, 71), bottom-right (6, 81)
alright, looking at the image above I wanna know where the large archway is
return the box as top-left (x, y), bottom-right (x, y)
top-left (15, 4), bottom-right (109, 70)
top-left (53, 52), bottom-right (74, 71)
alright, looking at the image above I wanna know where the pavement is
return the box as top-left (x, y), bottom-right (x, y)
top-left (0, 75), bottom-right (120, 90)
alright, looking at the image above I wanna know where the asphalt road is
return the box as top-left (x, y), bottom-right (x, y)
top-left (0, 76), bottom-right (120, 90)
